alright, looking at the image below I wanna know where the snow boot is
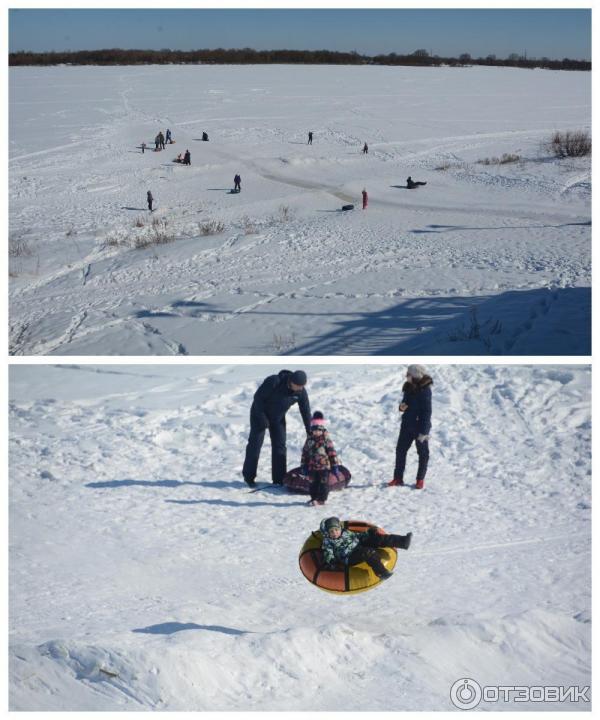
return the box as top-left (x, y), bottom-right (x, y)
top-left (387, 478), bottom-right (405, 486)
top-left (379, 570), bottom-right (393, 581)
top-left (415, 479), bottom-right (424, 490)
top-left (388, 532), bottom-right (412, 550)
top-left (244, 477), bottom-right (256, 488)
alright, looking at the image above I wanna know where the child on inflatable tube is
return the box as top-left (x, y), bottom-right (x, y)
top-left (320, 517), bottom-right (411, 580)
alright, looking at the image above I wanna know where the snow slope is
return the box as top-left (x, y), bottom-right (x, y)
top-left (9, 364), bottom-right (591, 710)
top-left (9, 65), bottom-right (591, 355)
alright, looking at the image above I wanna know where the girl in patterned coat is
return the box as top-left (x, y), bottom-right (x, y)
top-left (301, 411), bottom-right (339, 506)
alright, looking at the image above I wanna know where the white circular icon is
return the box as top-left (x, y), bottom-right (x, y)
top-left (450, 678), bottom-right (482, 710)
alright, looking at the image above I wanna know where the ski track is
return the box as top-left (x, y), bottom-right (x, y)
top-left (9, 64), bottom-right (590, 355)
top-left (8, 364), bottom-right (591, 710)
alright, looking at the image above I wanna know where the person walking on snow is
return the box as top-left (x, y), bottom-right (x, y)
top-left (141, 141), bottom-right (146, 154)
top-left (154, 134), bottom-right (160, 151)
top-left (159, 131), bottom-right (165, 150)
top-left (147, 190), bottom-right (154, 212)
top-left (234, 174), bottom-right (241, 192)
top-left (166, 128), bottom-right (172, 144)
top-left (388, 364), bottom-right (432, 489)
top-left (362, 188), bottom-right (368, 209)
top-left (320, 517), bottom-right (412, 580)
top-left (363, 142), bottom-right (369, 154)
top-left (242, 370), bottom-right (311, 488)
top-left (308, 131), bottom-right (313, 145)
top-left (301, 411), bottom-right (340, 506)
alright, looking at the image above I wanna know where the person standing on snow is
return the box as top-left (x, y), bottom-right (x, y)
top-left (362, 142), bottom-right (369, 154)
top-left (166, 129), bottom-right (172, 144)
top-left (242, 370), bottom-right (311, 488)
top-left (308, 131), bottom-right (313, 145)
top-left (159, 131), bottom-right (166, 150)
top-left (301, 411), bottom-right (340, 506)
top-left (234, 174), bottom-right (241, 192)
top-left (362, 188), bottom-right (368, 209)
top-left (388, 364), bottom-right (432, 489)
top-left (147, 190), bottom-right (154, 212)
top-left (183, 149), bottom-right (191, 165)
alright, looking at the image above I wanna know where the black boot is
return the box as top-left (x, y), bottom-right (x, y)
top-left (388, 532), bottom-right (412, 550)
top-left (244, 477), bottom-right (256, 488)
top-left (379, 570), bottom-right (393, 580)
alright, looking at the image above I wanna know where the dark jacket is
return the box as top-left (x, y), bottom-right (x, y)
top-left (400, 375), bottom-right (433, 435)
top-left (251, 370), bottom-right (311, 432)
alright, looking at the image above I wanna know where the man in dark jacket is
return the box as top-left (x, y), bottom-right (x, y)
top-left (388, 364), bottom-right (432, 489)
top-left (243, 370), bottom-right (311, 487)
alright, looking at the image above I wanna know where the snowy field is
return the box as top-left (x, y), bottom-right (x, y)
top-left (9, 363), bottom-right (591, 710)
top-left (9, 64), bottom-right (591, 355)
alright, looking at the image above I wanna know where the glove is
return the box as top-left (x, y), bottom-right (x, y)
top-left (300, 465), bottom-right (309, 476)
top-left (417, 434), bottom-right (429, 443)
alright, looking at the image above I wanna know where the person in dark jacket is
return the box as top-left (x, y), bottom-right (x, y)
top-left (233, 174), bottom-right (241, 192)
top-left (362, 142), bottom-right (369, 154)
top-left (362, 188), bottom-right (368, 210)
top-left (147, 190), bottom-right (154, 212)
top-left (308, 131), bottom-right (313, 145)
top-left (166, 129), bottom-right (172, 144)
top-left (388, 364), bottom-right (432, 489)
top-left (202, 131), bottom-right (209, 141)
top-left (159, 131), bottom-right (165, 150)
top-left (242, 370), bottom-right (311, 487)
top-left (183, 149), bottom-right (191, 165)
top-left (406, 176), bottom-right (427, 189)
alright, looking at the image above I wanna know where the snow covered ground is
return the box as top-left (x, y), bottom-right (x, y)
top-left (9, 363), bottom-right (591, 710)
top-left (9, 64), bottom-right (591, 355)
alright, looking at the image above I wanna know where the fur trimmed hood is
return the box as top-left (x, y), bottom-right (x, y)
top-left (402, 375), bottom-right (433, 394)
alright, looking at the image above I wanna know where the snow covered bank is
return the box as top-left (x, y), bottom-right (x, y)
top-left (9, 364), bottom-right (591, 709)
top-left (9, 65), bottom-right (590, 354)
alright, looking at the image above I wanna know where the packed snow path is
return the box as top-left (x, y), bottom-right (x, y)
top-left (9, 365), bottom-right (591, 710)
top-left (9, 65), bottom-right (590, 355)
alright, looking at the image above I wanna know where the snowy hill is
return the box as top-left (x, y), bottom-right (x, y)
top-left (9, 65), bottom-right (591, 355)
top-left (9, 364), bottom-right (591, 710)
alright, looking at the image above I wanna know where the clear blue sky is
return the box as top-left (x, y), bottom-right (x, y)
top-left (9, 8), bottom-right (591, 60)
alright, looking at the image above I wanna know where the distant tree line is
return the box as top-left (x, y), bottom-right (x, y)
top-left (8, 47), bottom-right (591, 71)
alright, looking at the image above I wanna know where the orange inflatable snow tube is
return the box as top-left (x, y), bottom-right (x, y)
top-left (298, 520), bottom-right (398, 594)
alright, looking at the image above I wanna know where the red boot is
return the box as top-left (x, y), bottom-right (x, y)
top-left (415, 478), bottom-right (425, 490)
top-left (387, 478), bottom-right (405, 486)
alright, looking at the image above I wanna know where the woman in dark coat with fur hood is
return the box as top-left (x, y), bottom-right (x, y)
top-left (388, 364), bottom-right (432, 489)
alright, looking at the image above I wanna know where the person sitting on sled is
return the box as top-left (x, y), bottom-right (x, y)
top-left (406, 176), bottom-right (427, 189)
top-left (320, 517), bottom-right (411, 580)
top-left (301, 411), bottom-right (340, 506)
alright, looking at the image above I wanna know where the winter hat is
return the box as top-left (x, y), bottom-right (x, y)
top-left (324, 517), bottom-right (342, 532)
top-left (291, 370), bottom-right (307, 386)
top-left (311, 410), bottom-right (326, 426)
top-left (407, 364), bottom-right (426, 380)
